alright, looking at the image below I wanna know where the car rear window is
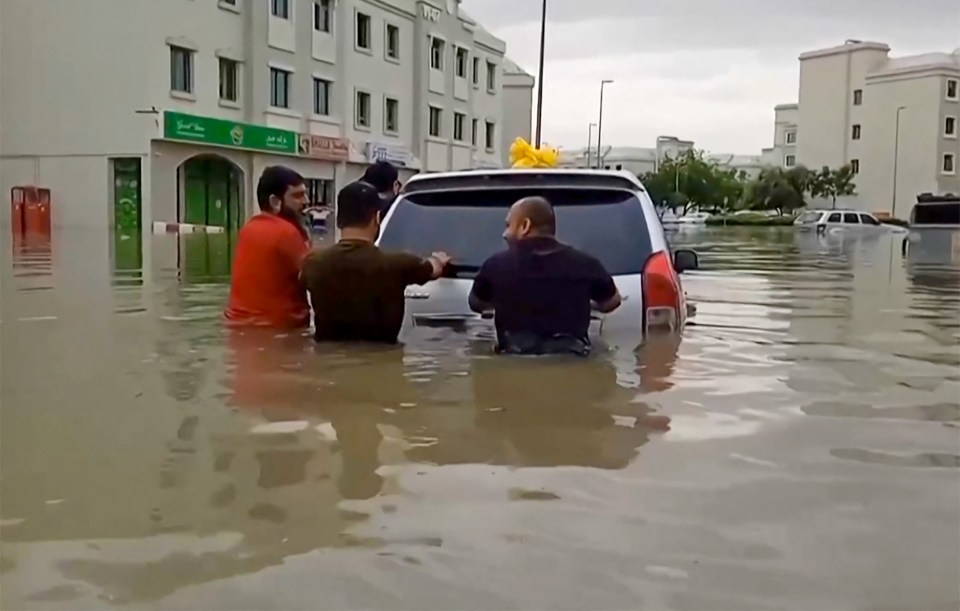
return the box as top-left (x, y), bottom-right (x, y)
top-left (911, 203), bottom-right (960, 226)
top-left (378, 187), bottom-right (654, 275)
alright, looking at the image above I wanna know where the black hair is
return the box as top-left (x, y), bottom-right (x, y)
top-left (256, 166), bottom-right (304, 211)
top-left (336, 181), bottom-right (382, 229)
top-left (361, 161), bottom-right (399, 193)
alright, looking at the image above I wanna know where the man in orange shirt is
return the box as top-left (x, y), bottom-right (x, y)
top-left (225, 166), bottom-right (311, 328)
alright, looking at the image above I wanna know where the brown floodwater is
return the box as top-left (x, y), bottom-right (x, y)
top-left (1, 227), bottom-right (958, 610)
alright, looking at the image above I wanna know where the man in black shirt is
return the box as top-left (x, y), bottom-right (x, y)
top-left (361, 161), bottom-right (401, 219)
top-left (468, 196), bottom-right (622, 355)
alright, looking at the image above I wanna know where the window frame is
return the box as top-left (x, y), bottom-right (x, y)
top-left (384, 96), bottom-right (400, 135)
top-left (484, 120), bottom-right (495, 151)
top-left (946, 78), bottom-right (959, 101)
top-left (312, 77), bottom-right (331, 116)
top-left (471, 118), bottom-right (478, 146)
top-left (850, 159), bottom-right (860, 174)
top-left (428, 106), bottom-right (443, 138)
top-left (851, 124), bottom-right (861, 140)
top-left (859, 213), bottom-right (881, 226)
top-left (486, 61), bottom-right (497, 92)
top-left (842, 212), bottom-right (861, 224)
top-left (943, 153), bottom-right (956, 175)
top-left (169, 45), bottom-right (194, 94)
top-left (269, 66), bottom-right (292, 109)
top-left (826, 212), bottom-right (842, 223)
top-left (455, 46), bottom-right (469, 79)
top-left (784, 154), bottom-right (796, 168)
top-left (785, 130), bottom-right (796, 145)
top-left (453, 112), bottom-right (466, 141)
top-left (853, 89), bottom-right (863, 106)
top-left (218, 57), bottom-right (239, 103)
top-left (271, 0), bottom-right (291, 20)
top-left (385, 23), bottom-right (400, 62)
top-left (945, 116), bottom-right (957, 138)
top-left (355, 11), bottom-right (372, 52)
top-left (313, 0), bottom-right (332, 33)
top-left (429, 36), bottom-right (445, 71)
top-left (355, 89), bottom-right (372, 130)
top-left (472, 57), bottom-right (480, 87)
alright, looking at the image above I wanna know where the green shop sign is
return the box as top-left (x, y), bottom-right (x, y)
top-left (163, 111), bottom-right (298, 155)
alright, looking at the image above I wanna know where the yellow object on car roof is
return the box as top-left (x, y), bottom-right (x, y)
top-left (510, 138), bottom-right (559, 169)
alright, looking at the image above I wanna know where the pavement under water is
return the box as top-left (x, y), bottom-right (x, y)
top-left (1, 226), bottom-right (958, 610)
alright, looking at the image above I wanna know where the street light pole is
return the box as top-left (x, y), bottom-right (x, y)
top-left (892, 105), bottom-right (906, 218)
top-left (586, 122), bottom-right (597, 168)
top-left (595, 79), bottom-right (613, 168)
top-left (534, 0), bottom-right (547, 147)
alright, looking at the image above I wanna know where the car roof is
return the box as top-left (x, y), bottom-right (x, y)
top-left (402, 168), bottom-right (646, 194)
top-left (808, 209), bottom-right (875, 215)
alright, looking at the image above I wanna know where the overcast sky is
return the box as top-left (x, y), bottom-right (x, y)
top-left (460, 0), bottom-right (960, 154)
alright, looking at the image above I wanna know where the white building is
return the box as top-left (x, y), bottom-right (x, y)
top-left (0, 0), bottom-right (532, 231)
top-left (768, 40), bottom-right (959, 217)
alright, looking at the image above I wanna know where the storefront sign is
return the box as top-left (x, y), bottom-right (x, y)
top-left (298, 134), bottom-right (350, 161)
top-left (163, 111), bottom-right (298, 155)
top-left (366, 142), bottom-right (412, 167)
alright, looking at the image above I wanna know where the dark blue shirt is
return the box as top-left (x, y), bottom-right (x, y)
top-left (470, 237), bottom-right (617, 354)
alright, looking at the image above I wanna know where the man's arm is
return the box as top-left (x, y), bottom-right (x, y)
top-left (396, 251), bottom-right (451, 286)
top-left (468, 261), bottom-right (495, 314)
top-left (589, 257), bottom-right (622, 314)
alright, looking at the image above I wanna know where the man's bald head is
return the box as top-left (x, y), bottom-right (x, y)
top-left (503, 196), bottom-right (556, 244)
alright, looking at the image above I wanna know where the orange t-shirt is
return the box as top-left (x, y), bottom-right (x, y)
top-left (225, 214), bottom-right (310, 328)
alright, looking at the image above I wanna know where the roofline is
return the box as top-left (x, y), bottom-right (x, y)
top-left (774, 103), bottom-right (799, 110)
top-left (799, 41), bottom-right (890, 61)
top-left (866, 63), bottom-right (960, 81)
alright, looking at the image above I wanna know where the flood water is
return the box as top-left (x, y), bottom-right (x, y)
top-left (2, 227), bottom-right (958, 610)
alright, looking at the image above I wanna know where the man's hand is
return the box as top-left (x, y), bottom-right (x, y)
top-left (428, 251), bottom-right (452, 278)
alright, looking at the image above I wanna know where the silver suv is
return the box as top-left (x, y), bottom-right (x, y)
top-left (376, 169), bottom-right (698, 348)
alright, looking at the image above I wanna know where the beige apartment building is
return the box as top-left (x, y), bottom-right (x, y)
top-left (0, 0), bottom-right (533, 232)
top-left (769, 40), bottom-right (959, 217)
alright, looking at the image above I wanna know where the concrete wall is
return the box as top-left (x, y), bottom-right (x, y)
top-left (500, 69), bottom-right (535, 166)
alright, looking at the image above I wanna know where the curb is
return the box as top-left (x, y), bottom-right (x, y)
top-left (152, 222), bottom-right (225, 234)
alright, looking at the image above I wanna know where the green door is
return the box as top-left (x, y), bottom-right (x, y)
top-left (112, 158), bottom-right (142, 233)
top-left (180, 156), bottom-right (242, 228)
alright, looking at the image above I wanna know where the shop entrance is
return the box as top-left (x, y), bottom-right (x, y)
top-left (179, 155), bottom-right (244, 229)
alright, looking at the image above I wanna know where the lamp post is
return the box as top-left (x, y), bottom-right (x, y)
top-left (534, 0), bottom-right (547, 147)
top-left (892, 105), bottom-right (906, 218)
top-left (595, 79), bottom-right (613, 168)
top-left (586, 122), bottom-right (597, 168)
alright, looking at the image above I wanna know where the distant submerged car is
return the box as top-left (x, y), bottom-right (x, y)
top-left (794, 209), bottom-right (903, 234)
top-left (902, 193), bottom-right (960, 265)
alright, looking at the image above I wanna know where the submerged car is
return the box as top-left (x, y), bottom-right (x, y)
top-left (794, 209), bottom-right (897, 233)
top-left (902, 193), bottom-right (960, 265)
top-left (377, 169), bottom-right (699, 347)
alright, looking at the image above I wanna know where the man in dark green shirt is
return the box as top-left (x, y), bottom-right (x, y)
top-left (301, 181), bottom-right (451, 343)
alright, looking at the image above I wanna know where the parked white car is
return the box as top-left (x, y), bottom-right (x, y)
top-left (794, 209), bottom-right (901, 234)
top-left (677, 212), bottom-right (711, 225)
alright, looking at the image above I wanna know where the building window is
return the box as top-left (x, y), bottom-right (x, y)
top-left (471, 118), bottom-right (478, 145)
top-left (455, 47), bottom-right (468, 78)
top-left (269, 67), bottom-right (291, 108)
top-left (946, 116), bottom-right (957, 137)
top-left (385, 97), bottom-right (399, 134)
top-left (385, 24), bottom-right (400, 60)
top-left (853, 89), bottom-right (862, 106)
top-left (356, 12), bottom-right (371, 50)
top-left (305, 178), bottom-right (333, 207)
top-left (947, 79), bottom-right (959, 101)
top-left (850, 159), bottom-right (860, 174)
top-left (271, 0), bottom-right (290, 19)
top-left (220, 0), bottom-right (237, 6)
top-left (430, 37), bottom-right (444, 70)
top-left (313, 0), bottom-right (331, 32)
top-left (784, 154), bottom-right (796, 167)
top-left (944, 153), bottom-right (956, 175)
top-left (472, 57), bottom-right (480, 86)
top-left (313, 77), bottom-right (331, 115)
top-left (485, 121), bottom-right (495, 151)
top-left (851, 124), bottom-right (861, 140)
top-left (486, 61), bottom-right (496, 91)
top-left (218, 58), bottom-right (239, 102)
top-left (170, 46), bottom-right (193, 94)
top-left (428, 107), bottom-right (442, 137)
top-left (355, 91), bottom-right (371, 128)
top-left (785, 130), bottom-right (796, 144)
top-left (453, 112), bottom-right (466, 141)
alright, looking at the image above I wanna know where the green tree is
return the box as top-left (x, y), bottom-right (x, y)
top-left (810, 165), bottom-right (857, 209)
top-left (747, 168), bottom-right (806, 216)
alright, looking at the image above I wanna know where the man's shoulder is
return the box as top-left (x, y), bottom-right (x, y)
top-left (481, 249), bottom-right (513, 268)
top-left (557, 243), bottom-right (606, 270)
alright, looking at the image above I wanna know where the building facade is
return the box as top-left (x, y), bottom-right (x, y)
top-left (768, 40), bottom-right (959, 216)
top-left (0, 0), bottom-right (532, 232)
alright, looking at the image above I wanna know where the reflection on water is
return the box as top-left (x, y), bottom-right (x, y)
top-left (1, 227), bottom-right (959, 610)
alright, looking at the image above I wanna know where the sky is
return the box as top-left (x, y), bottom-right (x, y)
top-left (460, 0), bottom-right (960, 155)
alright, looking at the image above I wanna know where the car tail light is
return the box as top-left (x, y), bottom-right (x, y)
top-left (643, 251), bottom-right (681, 333)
